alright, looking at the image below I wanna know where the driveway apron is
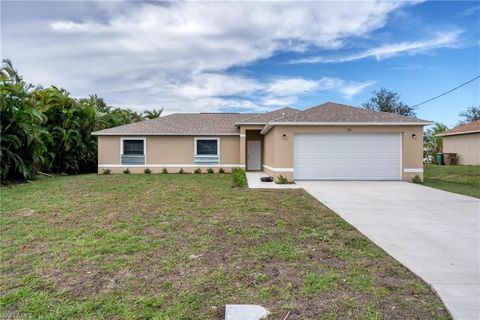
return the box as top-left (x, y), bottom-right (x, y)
top-left (296, 181), bottom-right (480, 320)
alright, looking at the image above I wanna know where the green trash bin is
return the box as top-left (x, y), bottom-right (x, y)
top-left (436, 153), bottom-right (444, 165)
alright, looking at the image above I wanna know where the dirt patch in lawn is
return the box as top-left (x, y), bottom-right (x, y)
top-left (40, 261), bottom-right (134, 298)
top-left (15, 208), bottom-right (35, 217)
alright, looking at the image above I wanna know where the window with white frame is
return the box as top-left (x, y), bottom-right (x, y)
top-left (195, 139), bottom-right (218, 155)
top-left (123, 140), bottom-right (144, 155)
top-left (121, 138), bottom-right (146, 165)
top-left (194, 138), bottom-right (219, 165)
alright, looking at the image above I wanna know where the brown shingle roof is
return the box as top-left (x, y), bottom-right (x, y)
top-left (92, 113), bottom-right (258, 135)
top-left (236, 107), bottom-right (299, 124)
top-left (439, 120), bottom-right (480, 136)
top-left (93, 102), bottom-right (432, 136)
top-left (270, 102), bottom-right (430, 124)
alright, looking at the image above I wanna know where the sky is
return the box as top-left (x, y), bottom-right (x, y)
top-left (1, 0), bottom-right (479, 127)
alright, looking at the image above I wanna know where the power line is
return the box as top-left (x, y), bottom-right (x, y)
top-left (411, 75), bottom-right (480, 108)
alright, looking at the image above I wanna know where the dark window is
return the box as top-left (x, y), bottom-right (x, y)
top-left (123, 140), bottom-right (144, 155)
top-left (196, 139), bottom-right (218, 155)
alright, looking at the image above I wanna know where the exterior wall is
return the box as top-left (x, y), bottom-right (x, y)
top-left (443, 133), bottom-right (480, 165)
top-left (262, 125), bottom-right (424, 182)
top-left (147, 136), bottom-right (194, 164)
top-left (97, 135), bottom-right (242, 173)
top-left (263, 129), bottom-right (275, 174)
top-left (262, 129), bottom-right (277, 178)
top-left (98, 136), bottom-right (121, 165)
top-left (220, 136), bottom-right (241, 165)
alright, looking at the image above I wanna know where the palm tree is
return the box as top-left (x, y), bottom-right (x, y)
top-left (142, 108), bottom-right (163, 119)
top-left (1, 60), bottom-right (146, 180)
top-left (424, 123), bottom-right (448, 158)
top-left (1, 59), bottom-right (48, 180)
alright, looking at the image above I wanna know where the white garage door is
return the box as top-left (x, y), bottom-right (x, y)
top-left (294, 133), bottom-right (401, 180)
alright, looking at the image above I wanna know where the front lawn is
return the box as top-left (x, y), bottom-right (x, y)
top-left (423, 165), bottom-right (480, 198)
top-left (1, 174), bottom-right (450, 319)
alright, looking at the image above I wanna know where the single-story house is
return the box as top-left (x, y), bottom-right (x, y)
top-left (92, 102), bottom-right (431, 181)
top-left (439, 120), bottom-right (480, 165)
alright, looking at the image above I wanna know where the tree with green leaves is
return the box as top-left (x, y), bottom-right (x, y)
top-left (363, 88), bottom-right (416, 117)
top-left (142, 108), bottom-right (163, 119)
top-left (424, 123), bottom-right (448, 157)
top-left (36, 87), bottom-right (97, 174)
top-left (0, 60), bottom-right (49, 180)
top-left (458, 106), bottom-right (480, 125)
top-left (1, 59), bottom-right (144, 181)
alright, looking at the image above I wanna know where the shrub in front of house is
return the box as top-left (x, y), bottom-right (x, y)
top-left (207, 168), bottom-right (214, 174)
top-left (162, 168), bottom-right (168, 174)
top-left (144, 168), bottom-right (152, 174)
top-left (102, 169), bottom-right (111, 175)
top-left (123, 168), bottom-right (131, 174)
top-left (178, 168), bottom-right (184, 174)
top-left (194, 168), bottom-right (202, 174)
top-left (218, 168), bottom-right (225, 174)
top-left (232, 168), bottom-right (247, 187)
top-left (276, 175), bottom-right (289, 184)
top-left (411, 174), bottom-right (423, 184)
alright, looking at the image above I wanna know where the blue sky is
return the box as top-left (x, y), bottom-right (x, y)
top-left (2, 1), bottom-right (479, 127)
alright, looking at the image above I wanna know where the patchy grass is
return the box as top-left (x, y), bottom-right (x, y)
top-left (1, 174), bottom-right (451, 319)
top-left (424, 165), bottom-right (480, 198)
top-left (303, 270), bottom-right (340, 294)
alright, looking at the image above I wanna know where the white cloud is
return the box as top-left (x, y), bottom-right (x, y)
top-left (263, 77), bottom-right (375, 100)
top-left (128, 74), bottom-right (374, 113)
top-left (316, 78), bottom-right (376, 99)
top-left (259, 77), bottom-right (375, 105)
top-left (459, 5), bottom-right (480, 17)
top-left (171, 73), bottom-right (262, 99)
top-left (47, 1), bottom-right (405, 71)
top-left (291, 30), bottom-right (463, 64)
top-left (337, 81), bottom-right (377, 99)
top-left (266, 78), bottom-right (321, 96)
top-left (260, 96), bottom-right (299, 108)
top-left (4, 1), bottom-right (407, 112)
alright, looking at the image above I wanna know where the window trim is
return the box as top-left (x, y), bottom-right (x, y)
top-left (120, 137), bottom-right (147, 163)
top-left (194, 137), bottom-right (220, 157)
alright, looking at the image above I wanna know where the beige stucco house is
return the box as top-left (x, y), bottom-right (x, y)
top-left (439, 120), bottom-right (480, 165)
top-left (92, 102), bottom-right (431, 181)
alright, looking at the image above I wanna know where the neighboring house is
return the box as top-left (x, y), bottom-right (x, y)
top-left (92, 102), bottom-right (431, 181)
top-left (439, 120), bottom-right (480, 165)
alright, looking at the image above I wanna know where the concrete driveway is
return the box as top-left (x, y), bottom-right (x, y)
top-left (297, 181), bottom-right (480, 320)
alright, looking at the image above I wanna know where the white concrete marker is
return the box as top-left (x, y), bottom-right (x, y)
top-left (225, 304), bottom-right (269, 320)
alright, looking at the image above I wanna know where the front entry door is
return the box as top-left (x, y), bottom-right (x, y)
top-left (247, 140), bottom-right (262, 171)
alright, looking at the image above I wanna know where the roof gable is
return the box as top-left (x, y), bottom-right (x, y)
top-left (236, 107), bottom-right (299, 125)
top-left (270, 102), bottom-right (430, 124)
top-left (440, 120), bottom-right (480, 136)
